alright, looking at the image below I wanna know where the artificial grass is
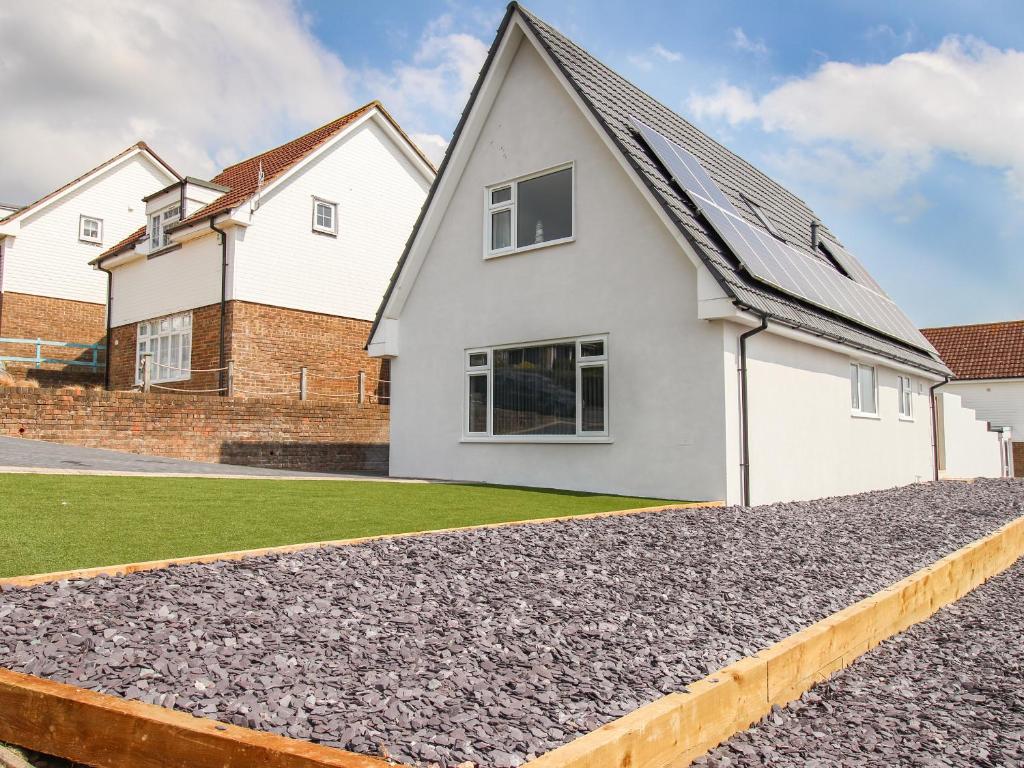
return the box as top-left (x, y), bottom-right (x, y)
top-left (0, 474), bottom-right (678, 578)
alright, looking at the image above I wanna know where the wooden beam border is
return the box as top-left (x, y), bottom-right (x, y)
top-left (524, 513), bottom-right (1024, 768)
top-left (1, 501), bottom-right (720, 588)
top-left (0, 667), bottom-right (395, 768)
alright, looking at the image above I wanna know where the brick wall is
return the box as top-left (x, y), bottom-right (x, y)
top-left (1015, 441), bottom-right (1023, 479)
top-left (1, 388), bottom-right (389, 473)
top-left (0, 291), bottom-right (106, 384)
top-left (107, 300), bottom-right (387, 401)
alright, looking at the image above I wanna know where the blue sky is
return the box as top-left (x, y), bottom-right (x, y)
top-left (2, 0), bottom-right (1021, 328)
top-left (302, 0), bottom-right (1024, 328)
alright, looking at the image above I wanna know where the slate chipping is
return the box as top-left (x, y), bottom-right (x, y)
top-left (701, 555), bottom-right (1024, 767)
top-left (1, 479), bottom-right (1022, 767)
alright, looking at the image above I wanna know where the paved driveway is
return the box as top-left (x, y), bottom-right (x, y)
top-left (0, 436), bottom-right (390, 479)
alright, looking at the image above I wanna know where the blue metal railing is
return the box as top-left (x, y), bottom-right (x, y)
top-left (0, 337), bottom-right (106, 372)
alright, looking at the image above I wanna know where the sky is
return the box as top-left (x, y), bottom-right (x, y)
top-left (1, 0), bottom-right (1021, 327)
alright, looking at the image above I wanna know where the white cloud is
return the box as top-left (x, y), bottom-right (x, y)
top-left (628, 43), bottom-right (683, 71)
top-left (730, 28), bottom-right (768, 56)
top-left (411, 133), bottom-right (449, 166)
top-left (688, 35), bottom-right (1024, 204)
top-left (0, 1), bottom-right (487, 204)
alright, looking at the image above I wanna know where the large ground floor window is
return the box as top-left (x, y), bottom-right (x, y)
top-left (465, 335), bottom-right (608, 440)
top-left (137, 312), bottom-right (192, 384)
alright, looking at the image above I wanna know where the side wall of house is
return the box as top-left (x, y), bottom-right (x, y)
top-left (935, 391), bottom-right (1005, 478)
top-left (737, 327), bottom-right (936, 505)
top-left (386, 39), bottom-right (730, 501)
top-left (2, 155), bottom-right (172, 307)
top-left (944, 379), bottom-right (1023, 441)
top-left (231, 118), bottom-right (431, 322)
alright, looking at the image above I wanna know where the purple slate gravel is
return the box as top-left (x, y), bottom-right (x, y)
top-left (1, 479), bottom-right (1022, 767)
top-left (699, 555), bottom-right (1024, 767)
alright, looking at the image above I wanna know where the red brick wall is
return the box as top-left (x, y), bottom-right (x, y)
top-left (0, 292), bottom-right (106, 385)
top-left (1, 388), bottom-right (389, 473)
top-left (107, 300), bottom-right (386, 402)
top-left (1014, 441), bottom-right (1023, 479)
top-left (108, 304), bottom-right (223, 393)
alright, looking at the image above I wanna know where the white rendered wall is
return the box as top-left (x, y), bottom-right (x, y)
top-left (386, 40), bottom-right (730, 502)
top-left (108, 234), bottom-right (224, 327)
top-left (944, 380), bottom-right (1024, 441)
top-left (739, 327), bottom-right (936, 505)
top-left (2, 155), bottom-right (173, 305)
top-left (231, 118), bottom-right (431, 322)
top-left (936, 391), bottom-right (1004, 478)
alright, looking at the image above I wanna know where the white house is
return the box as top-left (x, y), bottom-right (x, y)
top-left (0, 144), bottom-right (179, 374)
top-left (924, 320), bottom-right (1023, 477)
top-left (368, 3), bottom-right (1002, 505)
top-left (92, 102), bottom-right (434, 396)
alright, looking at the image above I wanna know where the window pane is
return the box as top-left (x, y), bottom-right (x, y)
top-left (580, 340), bottom-right (604, 358)
top-left (468, 374), bottom-right (488, 433)
top-left (491, 209), bottom-right (511, 250)
top-left (850, 364), bottom-right (859, 409)
top-left (580, 365), bottom-right (605, 432)
top-left (182, 333), bottom-right (192, 375)
top-left (169, 334), bottom-right (181, 374)
top-left (468, 352), bottom-right (487, 368)
top-left (516, 168), bottom-right (572, 247)
top-left (493, 343), bottom-right (576, 435)
top-left (491, 186), bottom-right (511, 205)
top-left (860, 366), bottom-right (876, 413)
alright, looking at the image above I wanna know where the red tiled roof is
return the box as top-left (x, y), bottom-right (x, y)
top-left (921, 320), bottom-right (1024, 380)
top-left (1, 142), bottom-right (179, 226)
top-left (93, 224), bottom-right (147, 264)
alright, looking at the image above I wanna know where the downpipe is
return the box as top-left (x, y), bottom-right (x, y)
top-left (97, 263), bottom-right (113, 390)
top-left (210, 216), bottom-right (228, 395)
top-left (929, 376), bottom-right (950, 481)
top-left (738, 313), bottom-right (769, 506)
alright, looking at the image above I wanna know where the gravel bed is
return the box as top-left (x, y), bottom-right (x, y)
top-left (1, 479), bottom-right (1022, 767)
top-left (699, 556), bottom-right (1024, 767)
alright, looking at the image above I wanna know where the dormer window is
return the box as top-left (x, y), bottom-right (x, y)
top-left (742, 195), bottom-right (783, 241)
top-left (149, 205), bottom-right (180, 250)
top-left (79, 215), bottom-right (102, 244)
top-left (312, 197), bottom-right (337, 235)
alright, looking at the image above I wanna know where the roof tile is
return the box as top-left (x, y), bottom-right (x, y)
top-left (922, 320), bottom-right (1024, 380)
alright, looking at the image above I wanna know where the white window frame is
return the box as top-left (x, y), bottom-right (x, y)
top-left (312, 197), bottom-right (338, 235)
top-left (463, 334), bottom-right (609, 443)
top-left (484, 162), bottom-right (575, 259)
top-left (79, 215), bottom-right (103, 244)
top-left (850, 362), bottom-right (879, 418)
top-left (148, 204), bottom-right (181, 251)
top-left (898, 375), bottom-right (914, 420)
top-left (136, 312), bottom-right (192, 384)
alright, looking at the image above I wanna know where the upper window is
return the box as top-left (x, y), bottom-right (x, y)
top-left (312, 198), bottom-right (337, 235)
top-left (79, 215), bottom-right (103, 244)
top-left (850, 362), bottom-right (877, 416)
top-left (149, 205), bottom-right (180, 251)
top-left (464, 335), bottom-right (608, 440)
top-left (485, 164), bottom-right (574, 257)
top-left (898, 375), bottom-right (913, 419)
top-left (137, 312), bottom-right (192, 384)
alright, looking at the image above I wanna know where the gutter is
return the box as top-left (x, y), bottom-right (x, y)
top-left (929, 377), bottom-right (950, 481)
top-left (96, 263), bottom-right (114, 391)
top-left (737, 310), bottom-right (769, 506)
top-left (209, 216), bottom-right (228, 394)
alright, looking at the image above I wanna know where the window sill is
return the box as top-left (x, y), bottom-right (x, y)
top-left (79, 239), bottom-right (102, 247)
top-left (850, 411), bottom-right (881, 420)
top-left (484, 235), bottom-right (575, 260)
top-left (311, 227), bottom-right (338, 237)
top-left (461, 435), bottom-right (612, 444)
top-left (144, 243), bottom-right (182, 259)
top-left (898, 416), bottom-right (915, 423)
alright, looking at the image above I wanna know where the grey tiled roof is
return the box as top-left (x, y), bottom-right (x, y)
top-left (517, 5), bottom-right (948, 376)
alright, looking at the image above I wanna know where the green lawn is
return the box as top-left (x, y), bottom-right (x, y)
top-left (0, 474), bottom-right (678, 578)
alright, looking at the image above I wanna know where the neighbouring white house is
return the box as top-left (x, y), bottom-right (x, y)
top-left (924, 320), bottom-right (1023, 477)
top-left (0, 144), bottom-right (179, 377)
top-left (91, 101), bottom-right (434, 397)
top-left (368, 3), bottom-right (1004, 505)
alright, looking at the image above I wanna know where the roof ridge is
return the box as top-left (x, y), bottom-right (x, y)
top-left (922, 319), bottom-right (1024, 331)
top-left (214, 101), bottom-right (380, 177)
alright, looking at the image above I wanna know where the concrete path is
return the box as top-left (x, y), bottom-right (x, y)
top-left (0, 436), bottom-right (408, 481)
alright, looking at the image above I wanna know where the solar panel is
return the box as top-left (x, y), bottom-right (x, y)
top-left (629, 116), bottom-right (936, 354)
